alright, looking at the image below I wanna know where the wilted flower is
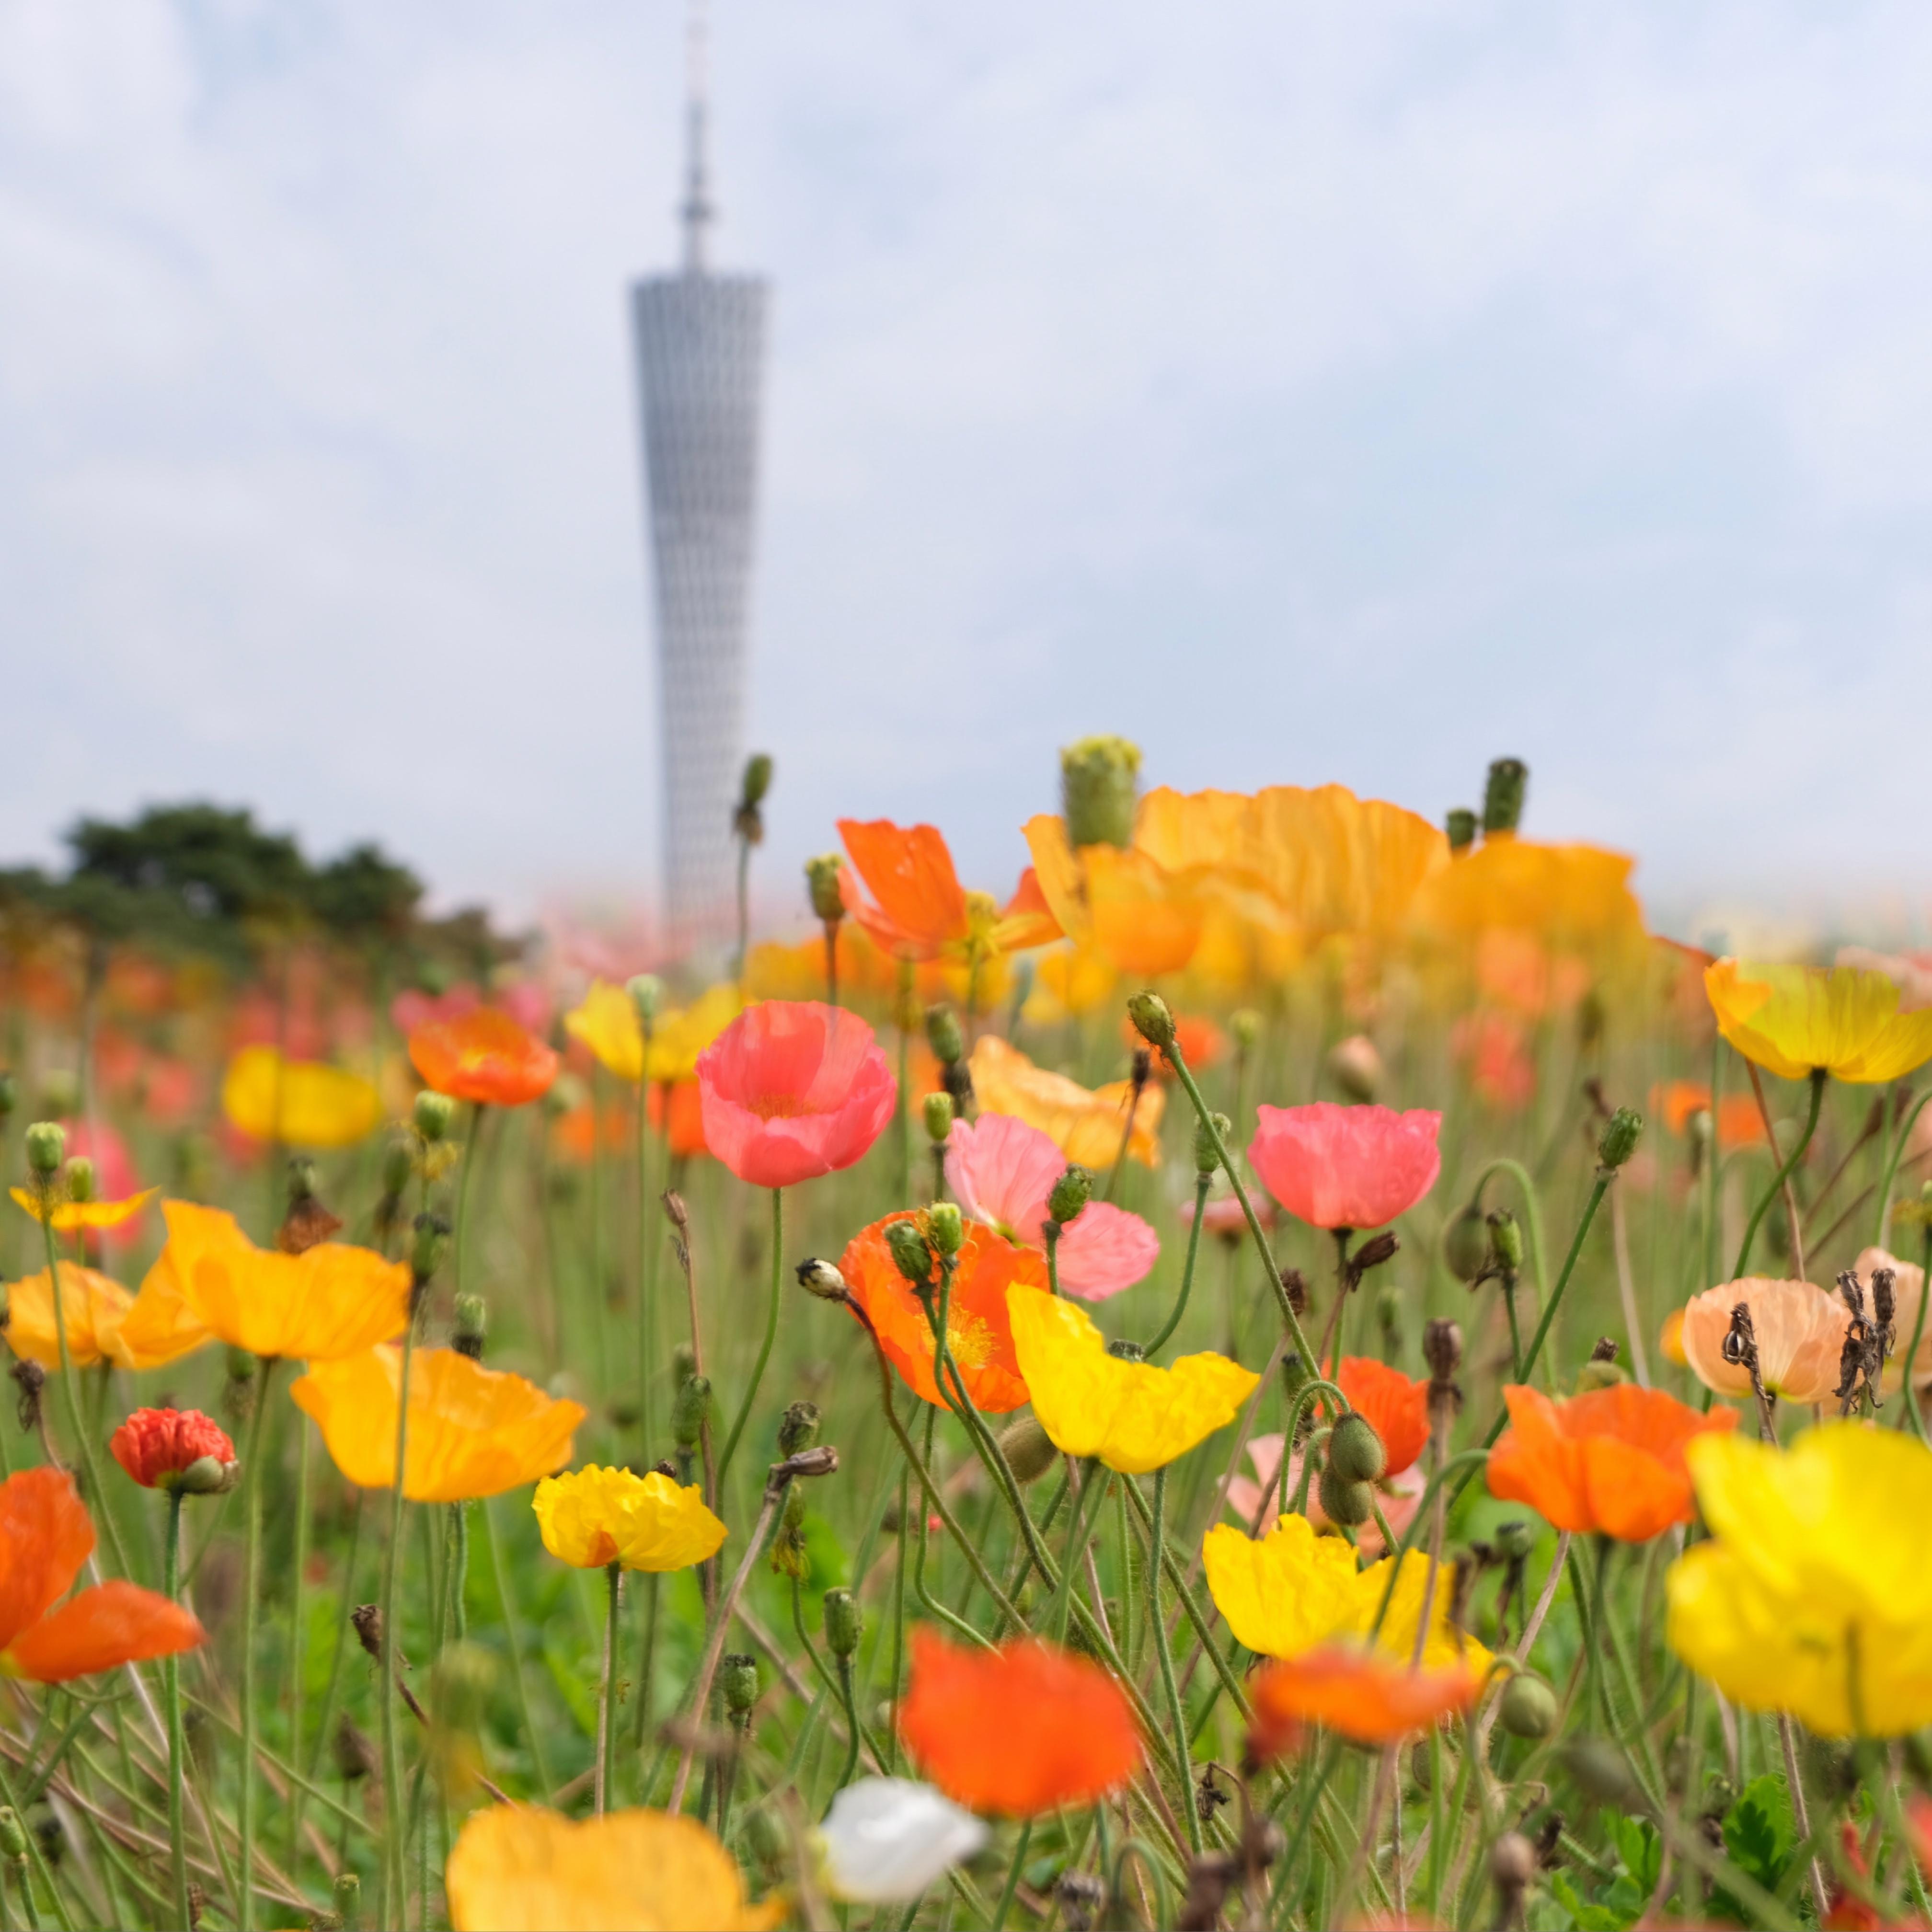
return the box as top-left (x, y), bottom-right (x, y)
top-left (532, 1465), bottom-right (725, 1572)
top-left (1678, 1278), bottom-right (1850, 1405)
top-left (816, 1777), bottom-right (989, 1904)
top-left (1248, 1104), bottom-right (1442, 1232)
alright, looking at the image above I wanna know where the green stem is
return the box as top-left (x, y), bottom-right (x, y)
top-left (378, 1302), bottom-right (420, 1924)
top-left (1512, 1172), bottom-right (1613, 1391)
top-left (306, 1487), bottom-right (365, 1786)
top-left (481, 1498), bottom-right (552, 1796)
top-left (1875, 1091), bottom-right (1932, 1249)
top-left (236, 1356), bottom-right (279, 1932)
top-left (637, 1079), bottom-right (657, 1460)
top-left (716, 1188), bottom-right (782, 1492)
top-left (454, 1102), bottom-right (484, 1300)
top-left (597, 1564), bottom-right (621, 1815)
top-left (1906, 1224), bottom-right (1932, 1440)
top-left (163, 1490), bottom-right (189, 1932)
top-left (632, 1570), bottom-right (662, 1756)
top-left (1735, 1068), bottom-right (1825, 1278)
top-left (1467, 1156), bottom-right (1550, 1310)
top-left (830, 1656), bottom-right (861, 1805)
top-left (1706, 1033), bottom-right (1725, 1290)
top-left (1148, 1469), bottom-right (1200, 1852)
top-left (990, 1819), bottom-right (1033, 1932)
top-left (287, 1412), bottom-right (311, 1883)
top-left (1147, 1173), bottom-right (1211, 1357)
top-left (34, 1215), bottom-right (129, 1576)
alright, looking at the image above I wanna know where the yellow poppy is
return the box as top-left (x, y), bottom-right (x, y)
top-left (1703, 958), bottom-right (1932, 1084)
top-left (533, 1465), bottom-right (727, 1572)
top-left (150, 1200), bottom-right (410, 1363)
top-left (647, 985), bottom-right (745, 1085)
top-left (220, 1046), bottom-right (383, 1149)
top-left (563, 980), bottom-right (646, 1082)
top-left (10, 1186), bottom-right (160, 1232)
top-left (1202, 1513), bottom-right (1487, 1675)
top-left (5, 1266), bottom-right (138, 1370)
top-left (1667, 1424), bottom-right (1932, 1738)
top-left (1005, 1284), bottom-right (1257, 1474)
top-left (290, 1347), bottom-right (586, 1502)
top-left (967, 1035), bottom-right (1164, 1170)
top-left (115, 1246), bottom-right (217, 1368)
top-left (1021, 945), bottom-right (1118, 1024)
top-left (1023, 816), bottom-right (1209, 976)
top-left (445, 1804), bottom-right (782, 1932)
top-left (1410, 836), bottom-right (1644, 954)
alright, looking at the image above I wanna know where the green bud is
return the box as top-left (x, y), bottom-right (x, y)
top-left (413, 1091), bottom-right (456, 1142)
top-left (335, 1869), bottom-right (362, 1932)
top-left (1576, 1357), bottom-right (1627, 1392)
top-left (1280, 1351), bottom-right (1312, 1404)
top-left (1498, 1674), bottom-right (1558, 1740)
top-left (805, 855), bottom-right (845, 924)
top-left (1317, 1467), bottom-right (1375, 1528)
top-left (627, 974), bottom-right (664, 1029)
top-left (0, 1807), bottom-right (25, 1861)
top-left (740, 754), bottom-right (774, 811)
top-left (24, 1121), bottom-right (65, 1177)
top-left (453, 1294), bottom-right (487, 1360)
top-left (0, 1073), bottom-right (16, 1119)
top-left (823, 1587), bottom-right (863, 1660)
top-left (885, 1220), bottom-right (934, 1287)
top-left (1442, 1205), bottom-right (1489, 1284)
top-left (1445, 807), bottom-right (1478, 852)
top-left (38, 1070), bottom-right (78, 1120)
top-left (1059, 736), bottom-right (1141, 849)
top-left (380, 1136), bottom-right (415, 1199)
top-left (1489, 1211), bottom-right (1523, 1273)
top-left (777, 1401), bottom-right (820, 1457)
top-left (1046, 1166), bottom-right (1092, 1227)
top-left (997, 1414), bottom-right (1058, 1485)
top-left (720, 1652), bottom-right (759, 1719)
top-left (409, 1213), bottom-right (450, 1286)
top-left (1562, 1736), bottom-right (1639, 1807)
top-left (922, 1091), bottom-right (955, 1145)
top-left (1230, 1010), bottom-right (1261, 1051)
top-left (924, 1005), bottom-right (964, 1067)
top-left (927, 1202), bottom-right (964, 1258)
top-left (1598, 1106), bottom-right (1643, 1171)
top-left (672, 1375), bottom-right (713, 1449)
top-left (172, 1454), bottom-right (236, 1496)
top-left (741, 1805), bottom-right (787, 1870)
top-left (1494, 1519), bottom-right (1537, 1562)
top-left (1192, 1113), bottom-right (1230, 1179)
top-left (61, 1157), bottom-right (94, 1203)
top-left (1126, 991), bottom-right (1175, 1051)
top-left (1327, 1413), bottom-right (1387, 1485)
top-left (1482, 758), bottom-right (1528, 836)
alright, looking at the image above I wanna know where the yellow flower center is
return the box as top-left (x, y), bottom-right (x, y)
top-left (945, 1311), bottom-right (995, 1374)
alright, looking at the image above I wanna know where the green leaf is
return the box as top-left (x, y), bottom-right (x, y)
top-left (1607, 1814), bottom-right (1662, 1898)
top-left (1724, 1772), bottom-right (1795, 1891)
top-left (1547, 1870), bottom-right (1624, 1931)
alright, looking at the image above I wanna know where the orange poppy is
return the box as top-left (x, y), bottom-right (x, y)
top-left (1119, 1011), bottom-right (1225, 1071)
top-left (1487, 1383), bottom-right (1736, 1543)
top-left (0, 1468), bottom-right (204, 1683)
top-left (837, 818), bottom-right (1058, 966)
top-left (1651, 1081), bottom-right (1767, 1150)
top-left (409, 1009), bottom-right (558, 1108)
top-left (839, 1213), bottom-right (1037, 1414)
top-left (1247, 1646), bottom-right (1477, 1754)
top-left (1336, 1357), bottom-right (1430, 1478)
top-left (647, 1079), bottom-right (708, 1160)
top-left (898, 1627), bottom-right (1141, 1816)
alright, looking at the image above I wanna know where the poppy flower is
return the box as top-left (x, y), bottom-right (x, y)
top-left (646, 984), bottom-right (745, 1084)
top-left (444, 1804), bottom-right (782, 1932)
top-left (1412, 834), bottom-right (1644, 953)
top-left (220, 1046), bottom-right (383, 1149)
top-left (816, 1776), bottom-right (989, 1904)
top-left (1180, 1188), bottom-right (1274, 1241)
top-left (10, 1183), bottom-right (160, 1233)
top-left (1667, 1424), bottom-right (1932, 1738)
top-left (1487, 1383), bottom-right (1736, 1543)
top-left (1651, 1080), bottom-right (1767, 1150)
top-left (1335, 1357), bottom-right (1430, 1477)
top-left (110, 1408), bottom-right (236, 1491)
top-left (409, 1008), bottom-right (559, 1108)
top-left (148, 1199), bottom-right (410, 1363)
top-left (1677, 1277), bottom-right (1850, 1405)
top-left (115, 1243), bottom-right (218, 1370)
top-left (967, 1036), bottom-right (1164, 1170)
top-left (1248, 1103), bottom-right (1442, 1232)
top-left (1006, 1283), bottom-right (1257, 1473)
top-left (840, 1213), bottom-right (1037, 1414)
top-left (1023, 820), bottom-right (1209, 976)
top-left (1247, 1647), bottom-right (1478, 1753)
top-left (944, 1113), bottom-right (1158, 1301)
top-left (1120, 1011), bottom-right (1224, 1071)
top-left (696, 1001), bottom-right (896, 1189)
top-left (1705, 958), bottom-right (1932, 1084)
top-left (1224, 1433), bottom-right (1423, 1556)
top-left (292, 1347), bottom-right (586, 1502)
top-left (648, 1079), bottom-right (709, 1160)
top-left (1202, 1512), bottom-right (1483, 1672)
top-left (532, 1465), bottom-right (726, 1572)
top-left (898, 1628), bottom-right (1140, 1816)
top-left (1659, 1307), bottom-right (1688, 1368)
top-left (562, 979), bottom-right (648, 1082)
top-left (1853, 1246), bottom-right (1932, 1389)
top-left (1022, 945), bottom-right (1118, 1023)
top-left (837, 819), bottom-right (1058, 965)
top-left (5, 1266), bottom-right (140, 1371)
top-left (0, 1468), bottom-right (204, 1684)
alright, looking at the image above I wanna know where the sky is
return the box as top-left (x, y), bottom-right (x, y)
top-left (3, 1), bottom-right (1932, 944)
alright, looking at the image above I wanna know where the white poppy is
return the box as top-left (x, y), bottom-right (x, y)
top-left (817, 1776), bottom-right (989, 1903)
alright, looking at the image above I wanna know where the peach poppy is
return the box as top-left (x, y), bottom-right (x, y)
top-left (1336, 1357), bottom-right (1430, 1477)
top-left (837, 819), bottom-right (1058, 964)
top-left (0, 1468), bottom-right (204, 1684)
top-left (840, 1213), bottom-right (1036, 1414)
top-left (1247, 1647), bottom-right (1477, 1753)
top-left (1678, 1277), bottom-right (1850, 1405)
top-left (110, 1408), bottom-right (236, 1491)
top-left (696, 1001), bottom-right (896, 1188)
top-left (898, 1628), bottom-right (1141, 1816)
top-left (944, 1112), bottom-right (1158, 1301)
top-left (1248, 1103), bottom-right (1442, 1232)
top-left (2, 1264), bottom-right (207, 1373)
top-left (967, 1035), bottom-right (1164, 1170)
top-left (1487, 1383), bottom-right (1736, 1542)
top-left (409, 1008), bottom-right (558, 1108)
top-left (1854, 1246), bottom-right (1932, 1388)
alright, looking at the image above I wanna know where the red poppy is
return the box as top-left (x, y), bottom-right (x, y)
top-left (1486, 1383), bottom-right (1736, 1543)
top-left (899, 1628), bottom-right (1140, 1815)
top-left (409, 1009), bottom-right (558, 1108)
top-left (696, 1001), bottom-right (896, 1188)
top-left (840, 1213), bottom-right (1037, 1414)
top-left (0, 1469), bottom-right (204, 1682)
top-left (110, 1409), bottom-right (237, 1491)
top-left (1248, 1102), bottom-right (1442, 1231)
top-left (1248, 1646), bottom-right (1477, 1752)
top-left (1336, 1357), bottom-right (1430, 1478)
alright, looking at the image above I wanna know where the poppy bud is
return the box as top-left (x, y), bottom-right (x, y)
top-left (1498, 1675), bottom-right (1558, 1740)
top-left (1597, 1107), bottom-right (1643, 1171)
top-left (409, 1213), bottom-right (450, 1288)
top-left (1047, 1166), bottom-right (1092, 1227)
top-left (795, 1258), bottom-right (848, 1301)
top-left (1327, 1412), bottom-right (1387, 1485)
top-left (1280, 1351), bottom-right (1311, 1405)
top-left (922, 1092), bottom-right (954, 1144)
top-left (997, 1414), bottom-right (1058, 1484)
top-left (1350, 1230), bottom-right (1400, 1279)
top-left (1563, 1736), bottom-right (1640, 1807)
top-left (1494, 1519), bottom-right (1537, 1562)
top-left (1126, 992), bottom-right (1176, 1052)
top-left (175, 1454), bottom-right (237, 1495)
top-left (0, 1073), bottom-right (14, 1120)
top-left (334, 1870), bottom-right (361, 1932)
top-left (1445, 807), bottom-right (1478, 852)
top-left (1576, 1357), bottom-right (1626, 1392)
top-left (24, 1122), bottom-right (64, 1177)
top-left (1482, 758), bottom-right (1528, 836)
top-left (1230, 1009), bottom-right (1261, 1052)
top-left (380, 1137), bottom-right (414, 1201)
top-left (453, 1294), bottom-right (487, 1360)
top-left (777, 1444), bottom-right (839, 1481)
top-left (1489, 1211), bottom-right (1524, 1274)
top-left (0, 1808), bottom-right (25, 1862)
top-left (925, 1203), bottom-right (963, 1260)
top-left (1193, 1113), bottom-right (1230, 1178)
top-left (805, 854), bottom-right (844, 924)
top-left (739, 754), bottom-right (774, 812)
top-left (627, 974), bottom-right (663, 1029)
top-left (38, 1070), bottom-right (78, 1120)
top-left (413, 1092), bottom-right (456, 1143)
top-left (1424, 1319), bottom-right (1463, 1384)
top-left (1058, 735), bottom-right (1140, 849)
top-left (823, 1587), bottom-right (863, 1660)
top-left (886, 1220), bottom-right (934, 1287)
top-left (1443, 1206), bottom-right (1488, 1284)
top-left (720, 1652), bottom-right (760, 1721)
top-left (672, 1374), bottom-right (713, 1449)
top-left (922, 1006), bottom-right (964, 1070)
top-left (1317, 1467), bottom-right (1375, 1527)
top-left (62, 1157), bottom-right (94, 1203)
top-left (777, 1401), bottom-right (821, 1457)
top-left (1326, 1035), bottom-right (1383, 1104)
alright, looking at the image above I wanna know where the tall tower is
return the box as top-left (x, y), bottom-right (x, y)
top-left (629, 3), bottom-right (769, 944)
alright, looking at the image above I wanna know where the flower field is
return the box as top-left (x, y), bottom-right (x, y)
top-left (0, 746), bottom-right (1928, 1930)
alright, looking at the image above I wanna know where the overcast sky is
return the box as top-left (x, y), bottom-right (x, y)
top-left (4, 2), bottom-right (1931, 942)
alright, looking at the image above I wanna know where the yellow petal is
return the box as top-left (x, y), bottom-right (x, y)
top-left (646, 985), bottom-right (744, 1085)
top-left (117, 1249), bottom-right (218, 1370)
top-left (532, 1465), bottom-right (727, 1573)
top-left (2, 1265), bottom-right (134, 1369)
top-left (221, 1047), bottom-right (383, 1149)
top-left (11, 1186), bottom-right (160, 1231)
top-left (1704, 959), bottom-right (1932, 1084)
top-left (968, 1036), bottom-right (1164, 1170)
top-left (564, 980), bottom-right (645, 1083)
top-left (1203, 1516), bottom-right (1361, 1657)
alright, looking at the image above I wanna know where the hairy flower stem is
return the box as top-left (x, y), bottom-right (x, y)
top-left (596, 1564), bottom-right (621, 1815)
top-left (1146, 1173), bottom-right (1211, 1357)
top-left (162, 1489), bottom-right (189, 1932)
top-left (1875, 1091), bottom-right (1932, 1249)
top-left (1147, 1469), bottom-right (1200, 1852)
top-left (716, 1187), bottom-right (782, 1494)
top-left (378, 1303), bottom-right (421, 1925)
top-left (830, 1654), bottom-right (862, 1803)
top-left (1735, 1067), bottom-right (1826, 1279)
top-left (236, 1355), bottom-right (279, 1932)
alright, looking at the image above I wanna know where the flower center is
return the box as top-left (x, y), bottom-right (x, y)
top-left (945, 1312), bottom-right (995, 1373)
top-left (748, 1094), bottom-right (813, 1120)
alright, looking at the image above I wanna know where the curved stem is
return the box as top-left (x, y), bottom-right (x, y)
top-left (1510, 1171), bottom-right (1613, 1396)
top-left (716, 1188), bottom-right (782, 1492)
top-left (1467, 1156), bottom-right (1549, 1306)
top-left (236, 1356), bottom-right (278, 1932)
top-left (1147, 1174), bottom-right (1211, 1357)
top-left (1735, 1068), bottom-right (1825, 1279)
top-left (1148, 1469), bottom-right (1200, 1852)
top-left (163, 1490), bottom-right (189, 1932)
top-left (637, 1078), bottom-right (657, 1461)
top-left (990, 1819), bottom-right (1033, 1932)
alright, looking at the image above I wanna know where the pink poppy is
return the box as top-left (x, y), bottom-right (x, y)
top-left (696, 1001), bottom-right (897, 1189)
top-left (1225, 1432), bottom-right (1425, 1560)
top-left (1178, 1190), bottom-right (1273, 1240)
top-left (944, 1113), bottom-right (1159, 1302)
top-left (1248, 1103), bottom-right (1441, 1232)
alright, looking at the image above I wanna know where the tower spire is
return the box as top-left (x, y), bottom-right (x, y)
top-left (680, 0), bottom-right (713, 273)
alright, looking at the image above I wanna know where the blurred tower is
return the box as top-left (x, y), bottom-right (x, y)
top-left (629, 3), bottom-right (769, 943)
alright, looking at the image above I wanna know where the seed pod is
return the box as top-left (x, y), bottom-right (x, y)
top-left (1493, 1519), bottom-right (1537, 1562)
top-left (777, 1402), bottom-right (820, 1457)
top-left (23, 1122), bottom-right (64, 1177)
top-left (885, 1220), bottom-right (934, 1287)
top-left (997, 1415), bottom-right (1058, 1485)
top-left (804, 854), bottom-right (844, 924)
top-left (1498, 1675), bottom-right (1558, 1740)
top-left (1047, 1167), bottom-right (1092, 1226)
top-left (453, 1294), bottom-right (487, 1360)
top-left (1060, 735), bottom-right (1140, 849)
top-left (672, 1374), bottom-right (713, 1449)
top-left (720, 1653), bottom-right (759, 1720)
top-left (927, 1202), bottom-right (964, 1258)
top-left (1317, 1466), bottom-right (1375, 1528)
top-left (1598, 1106), bottom-right (1644, 1171)
top-left (1482, 758), bottom-right (1528, 836)
top-left (924, 1005), bottom-right (964, 1067)
top-left (1326, 1412), bottom-right (1387, 1485)
top-left (823, 1587), bottom-right (863, 1660)
top-left (1445, 807), bottom-right (1478, 851)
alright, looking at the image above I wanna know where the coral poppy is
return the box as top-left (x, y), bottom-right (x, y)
top-left (1247, 1647), bottom-right (1478, 1753)
top-left (1181, 1189), bottom-right (1274, 1241)
top-left (696, 1001), bottom-right (896, 1188)
top-left (1678, 1277), bottom-right (1850, 1406)
top-left (220, 1046), bottom-right (382, 1149)
top-left (1248, 1103), bottom-right (1442, 1232)
top-left (1667, 1424), bottom-right (1932, 1737)
top-left (840, 1213), bottom-right (1037, 1414)
top-left (0, 1468), bottom-right (204, 1684)
top-left (1202, 1512), bottom-right (1484, 1672)
top-left (445, 1804), bottom-right (781, 1932)
top-left (532, 1465), bottom-right (726, 1572)
top-left (898, 1627), bottom-right (1141, 1816)
top-left (1224, 1434), bottom-right (1424, 1556)
top-left (1487, 1383), bottom-right (1735, 1543)
top-left (148, 1200), bottom-right (410, 1362)
top-left (292, 1347), bottom-right (586, 1502)
top-left (409, 1008), bottom-right (559, 1108)
top-left (944, 1112), bottom-right (1159, 1301)
top-left (10, 1184), bottom-right (159, 1233)
top-left (967, 1035), bottom-right (1164, 1170)
top-left (110, 1408), bottom-right (236, 1491)
top-left (1006, 1283), bottom-right (1257, 1473)
top-left (563, 979), bottom-right (648, 1082)
top-left (1705, 958), bottom-right (1932, 1084)
top-left (838, 819), bottom-right (1057, 965)
top-left (816, 1777), bottom-right (988, 1905)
